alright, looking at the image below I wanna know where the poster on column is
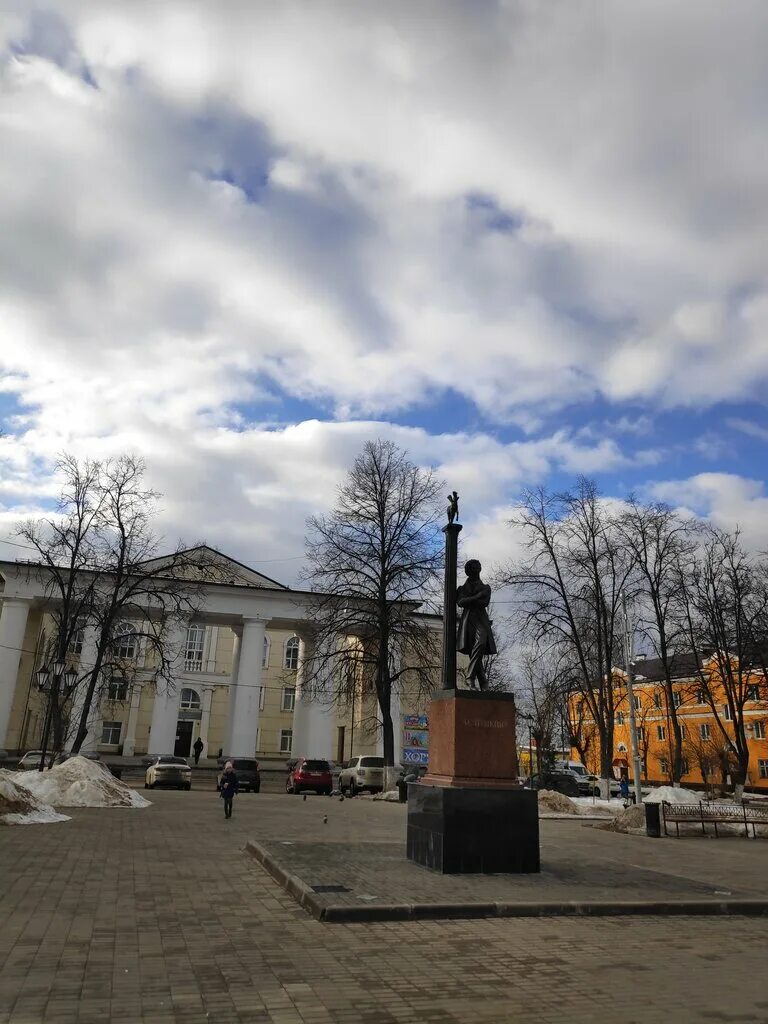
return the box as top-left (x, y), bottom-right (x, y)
top-left (402, 713), bottom-right (428, 766)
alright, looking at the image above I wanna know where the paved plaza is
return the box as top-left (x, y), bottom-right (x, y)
top-left (2, 786), bottom-right (768, 1024)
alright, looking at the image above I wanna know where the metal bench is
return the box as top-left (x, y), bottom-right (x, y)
top-left (662, 800), bottom-right (768, 838)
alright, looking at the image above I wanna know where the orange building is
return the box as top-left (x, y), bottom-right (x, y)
top-left (570, 654), bottom-right (768, 792)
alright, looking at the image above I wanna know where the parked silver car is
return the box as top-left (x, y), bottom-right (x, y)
top-left (338, 755), bottom-right (385, 795)
top-left (144, 755), bottom-right (192, 790)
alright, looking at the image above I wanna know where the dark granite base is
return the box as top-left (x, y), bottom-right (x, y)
top-left (406, 783), bottom-right (540, 874)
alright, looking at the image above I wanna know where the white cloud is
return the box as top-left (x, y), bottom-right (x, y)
top-left (650, 473), bottom-right (768, 551)
top-left (2, 4), bottom-right (768, 567)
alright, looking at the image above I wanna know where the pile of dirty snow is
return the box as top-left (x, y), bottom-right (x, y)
top-left (17, 756), bottom-right (150, 809)
top-left (0, 770), bottom-right (70, 826)
top-left (572, 797), bottom-right (620, 817)
top-left (644, 786), bottom-right (700, 805)
top-left (596, 804), bottom-right (647, 834)
top-left (372, 789), bottom-right (402, 803)
top-left (537, 789), bottom-right (578, 815)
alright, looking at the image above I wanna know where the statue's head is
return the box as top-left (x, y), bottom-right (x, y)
top-left (464, 559), bottom-right (482, 579)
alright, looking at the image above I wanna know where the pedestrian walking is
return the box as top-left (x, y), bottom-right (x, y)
top-left (619, 775), bottom-right (630, 807)
top-left (193, 736), bottom-right (204, 765)
top-left (220, 760), bottom-right (239, 819)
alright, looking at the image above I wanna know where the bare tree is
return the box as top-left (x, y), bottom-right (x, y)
top-left (513, 646), bottom-right (569, 775)
top-left (18, 455), bottom-right (213, 756)
top-left (675, 525), bottom-right (768, 794)
top-left (502, 479), bottom-right (634, 778)
top-left (616, 498), bottom-right (699, 783)
top-left (302, 440), bottom-right (442, 768)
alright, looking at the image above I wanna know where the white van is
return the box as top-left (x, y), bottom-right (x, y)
top-left (555, 759), bottom-right (589, 778)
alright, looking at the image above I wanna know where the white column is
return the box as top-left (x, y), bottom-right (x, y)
top-left (305, 645), bottom-right (337, 761)
top-left (224, 630), bottom-right (242, 758)
top-left (227, 618), bottom-right (267, 757)
top-left (121, 683), bottom-right (143, 757)
top-left (148, 619), bottom-right (188, 757)
top-left (198, 686), bottom-right (214, 760)
top-left (67, 623), bottom-right (101, 753)
top-left (0, 598), bottom-right (31, 748)
top-left (290, 635), bottom-right (311, 757)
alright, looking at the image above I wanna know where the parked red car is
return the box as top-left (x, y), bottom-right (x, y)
top-left (286, 757), bottom-right (333, 795)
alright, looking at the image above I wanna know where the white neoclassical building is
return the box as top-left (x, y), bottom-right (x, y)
top-left (0, 547), bottom-right (438, 765)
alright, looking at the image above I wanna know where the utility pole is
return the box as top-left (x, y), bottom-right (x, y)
top-left (621, 591), bottom-right (644, 805)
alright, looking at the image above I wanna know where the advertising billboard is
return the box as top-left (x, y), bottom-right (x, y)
top-left (402, 713), bottom-right (429, 766)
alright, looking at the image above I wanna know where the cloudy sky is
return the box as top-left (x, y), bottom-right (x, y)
top-left (1, 1), bottom-right (768, 583)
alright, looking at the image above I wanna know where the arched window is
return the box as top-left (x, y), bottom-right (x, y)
top-left (180, 688), bottom-right (201, 711)
top-left (284, 636), bottom-right (300, 671)
top-left (617, 743), bottom-right (628, 753)
top-left (263, 634), bottom-right (271, 669)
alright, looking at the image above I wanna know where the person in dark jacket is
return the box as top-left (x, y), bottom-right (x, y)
top-left (619, 775), bottom-right (630, 806)
top-left (193, 736), bottom-right (204, 765)
top-left (220, 761), bottom-right (239, 819)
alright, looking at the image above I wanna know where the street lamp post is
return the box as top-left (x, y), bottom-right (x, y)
top-left (36, 660), bottom-right (78, 771)
top-left (621, 592), bottom-right (644, 805)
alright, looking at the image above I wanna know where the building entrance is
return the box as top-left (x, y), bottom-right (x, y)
top-left (174, 720), bottom-right (193, 758)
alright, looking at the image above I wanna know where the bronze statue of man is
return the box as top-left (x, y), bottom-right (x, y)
top-left (456, 559), bottom-right (496, 690)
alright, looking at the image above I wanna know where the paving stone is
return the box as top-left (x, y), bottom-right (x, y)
top-left (1, 788), bottom-right (767, 1023)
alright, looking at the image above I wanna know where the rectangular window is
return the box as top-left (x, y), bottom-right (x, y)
top-left (656, 725), bottom-right (666, 741)
top-left (281, 686), bottom-right (296, 712)
top-left (759, 758), bottom-right (768, 780)
top-left (68, 628), bottom-right (84, 657)
top-left (696, 688), bottom-right (705, 704)
top-left (115, 625), bottom-right (137, 661)
top-left (700, 723), bottom-right (710, 740)
top-left (653, 691), bottom-right (662, 709)
top-left (633, 696), bottom-right (641, 711)
top-left (279, 729), bottom-right (293, 754)
top-left (259, 686), bottom-right (265, 711)
top-left (615, 711), bottom-right (625, 726)
top-left (262, 635), bottom-right (270, 669)
top-left (660, 758), bottom-right (669, 774)
top-left (637, 726), bottom-right (645, 741)
top-left (107, 679), bottom-right (128, 701)
top-left (681, 757), bottom-right (690, 775)
top-left (184, 625), bottom-right (206, 672)
top-left (746, 684), bottom-right (760, 701)
top-left (724, 704), bottom-right (733, 721)
top-left (680, 724), bottom-right (686, 738)
top-left (672, 691), bottom-right (682, 708)
top-left (101, 721), bottom-right (122, 745)
top-left (753, 720), bottom-right (765, 740)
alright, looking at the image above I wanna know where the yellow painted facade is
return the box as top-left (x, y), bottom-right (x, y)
top-left (570, 658), bottom-right (768, 790)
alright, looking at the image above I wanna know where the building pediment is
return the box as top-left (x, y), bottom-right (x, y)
top-left (138, 546), bottom-right (288, 590)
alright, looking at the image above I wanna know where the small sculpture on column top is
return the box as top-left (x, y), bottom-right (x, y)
top-left (446, 491), bottom-right (460, 524)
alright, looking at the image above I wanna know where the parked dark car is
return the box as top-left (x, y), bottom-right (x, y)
top-left (216, 758), bottom-right (261, 793)
top-left (524, 771), bottom-right (580, 798)
top-left (286, 757), bottom-right (333, 795)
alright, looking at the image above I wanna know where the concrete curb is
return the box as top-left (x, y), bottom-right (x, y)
top-left (244, 841), bottom-right (768, 923)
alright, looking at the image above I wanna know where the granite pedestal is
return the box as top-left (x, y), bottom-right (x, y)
top-left (407, 690), bottom-right (540, 874)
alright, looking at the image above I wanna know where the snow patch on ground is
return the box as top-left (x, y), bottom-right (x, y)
top-left (0, 770), bottom-right (71, 825)
top-left (372, 789), bottom-right (402, 802)
top-left (644, 786), bottom-right (700, 805)
top-left (16, 756), bottom-right (150, 809)
top-left (596, 805), bottom-right (647, 834)
top-left (537, 789), bottom-right (579, 814)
